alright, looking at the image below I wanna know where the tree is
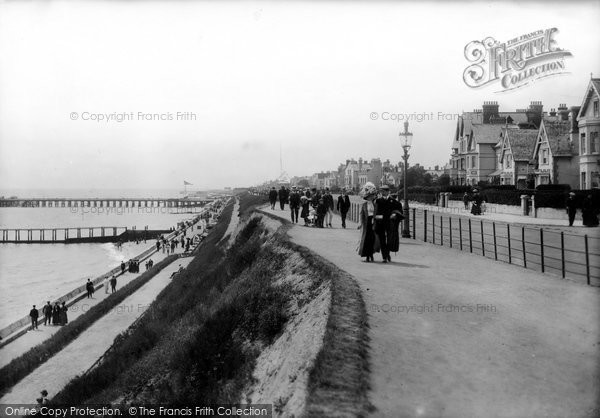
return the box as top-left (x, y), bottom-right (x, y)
top-left (297, 179), bottom-right (310, 188)
top-left (437, 174), bottom-right (451, 187)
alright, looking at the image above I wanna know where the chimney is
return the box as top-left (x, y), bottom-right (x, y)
top-left (569, 106), bottom-right (581, 134)
top-left (482, 101), bottom-right (499, 124)
top-left (358, 157), bottom-right (363, 171)
top-left (435, 165), bottom-right (439, 171)
top-left (558, 103), bottom-right (569, 121)
top-left (549, 108), bottom-right (557, 117)
top-left (526, 101), bottom-right (543, 128)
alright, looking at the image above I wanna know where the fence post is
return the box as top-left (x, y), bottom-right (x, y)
top-left (522, 227), bottom-right (527, 268)
top-left (585, 235), bottom-right (590, 285)
top-left (412, 208), bottom-right (416, 239)
top-left (507, 224), bottom-right (512, 264)
top-left (449, 217), bottom-right (453, 248)
top-left (560, 232), bottom-right (565, 278)
top-left (424, 210), bottom-right (428, 243)
top-left (459, 218), bottom-right (463, 251)
top-left (432, 214), bottom-right (436, 245)
top-left (489, 222), bottom-right (496, 260)
top-left (468, 219), bottom-right (472, 253)
top-left (440, 216), bottom-right (444, 246)
top-left (480, 220), bottom-right (485, 257)
top-left (540, 229), bottom-right (545, 273)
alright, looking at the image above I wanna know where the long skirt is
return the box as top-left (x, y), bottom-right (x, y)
top-left (358, 216), bottom-right (377, 257)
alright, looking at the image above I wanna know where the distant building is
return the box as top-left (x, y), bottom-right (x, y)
top-left (577, 78), bottom-right (600, 188)
top-left (531, 119), bottom-right (579, 188)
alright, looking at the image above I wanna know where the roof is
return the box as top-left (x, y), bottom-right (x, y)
top-left (470, 124), bottom-right (503, 144)
top-left (504, 128), bottom-right (538, 160)
top-left (543, 121), bottom-right (577, 157)
top-left (578, 78), bottom-right (600, 118)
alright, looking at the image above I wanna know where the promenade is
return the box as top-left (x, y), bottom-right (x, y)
top-left (0, 257), bottom-right (194, 404)
top-left (263, 205), bottom-right (600, 418)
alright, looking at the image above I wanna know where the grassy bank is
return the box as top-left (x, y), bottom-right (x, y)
top-left (0, 253), bottom-right (178, 397)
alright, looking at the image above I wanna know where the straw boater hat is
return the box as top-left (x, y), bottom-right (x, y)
top-left (569, 192), bottom-right (575, 196)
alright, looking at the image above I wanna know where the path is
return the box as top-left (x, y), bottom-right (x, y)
top-left (0, 257), bottom-right (193, 404)
top-left (263, 205), bottom-right (600, 418)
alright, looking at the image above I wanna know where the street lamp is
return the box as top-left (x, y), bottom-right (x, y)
top-left (399, 121), bottom-right (413, 238)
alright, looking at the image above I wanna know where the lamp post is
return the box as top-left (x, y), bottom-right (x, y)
top-left (399, 121), bottom-right (413, 238)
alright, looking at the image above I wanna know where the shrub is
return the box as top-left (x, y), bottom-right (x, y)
top-left (535, 184), bottom-right (572, 191)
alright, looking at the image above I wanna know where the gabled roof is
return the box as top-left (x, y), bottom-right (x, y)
top-left (534, 120), bottom-right (577, 159)
top-left (470, 124), bottom-right (504, 144)
top-left (578, 78), bottom-right (600, 118)
top-left (504, 128), bottom-right (538, 161)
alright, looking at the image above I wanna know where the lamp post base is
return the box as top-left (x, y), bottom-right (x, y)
top-left (401, 206), bottom-right (411, 238)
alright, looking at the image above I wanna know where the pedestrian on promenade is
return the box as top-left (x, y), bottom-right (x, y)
top-left (105, 277), bottom-right (110, 294)
top-left (156, 240), bottom-right (160, 252)
top-left (29, 305), bottom-right (39, 330)
top-left (373, 185), bottom-right (403, 263)
top-left (110, 276), bottom-right (117, 293)
top-left (42, 301), bottom-right (52, 326)
top-left (148, 259), bottom-right (154, 268)
top-left (52, 303), bottom-right (60, 325)
top-left (289, 186), bottom-right (301, 223)
top-left (86, 279), bottom-right (93, 298)
top-left (582, 194), bottom-right (598, 227)
top-left (59, 302), bottom-right (68, 326)
top-left (316, 198), bottom-right (327, 228)
top-left (463, 192), bottom-right (470, 210)
top-left (357, 182), bottom-right (379, 262)
top-left (278, 186), bottom-right (287, 210)
top-left (337, 189), bottom-right (351, 229)
top-left (300, 195), bottom-right (310, 226)
top-left (566, 192), bottom-right (577, 226)
top-left (121, 261), bottom-right (126, 274)
top-left (36, 390), bottom-right (49, 409)
top-left (171, 240), bottom-right (176, 253)
top-left (470, 189), bottom-right (483, 215)
top-left (269, 187), bottom-right (278, 210)
top-left (323, 188), bottom-right (334, 227)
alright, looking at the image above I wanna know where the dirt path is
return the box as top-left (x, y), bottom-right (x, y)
top-left (263, 206), bottom-right (600, 418)
top-left (0, 257), bottom-right (192, 404)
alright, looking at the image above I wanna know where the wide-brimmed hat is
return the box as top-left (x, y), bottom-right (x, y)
top-left (359, 182), bottom-right (377, 199)
top-left (380, 184), bottom-right (390, 191)
top-left (41, 390), bottom-right (48, 396)
top-left (569, 192), bottom-right (575, 195)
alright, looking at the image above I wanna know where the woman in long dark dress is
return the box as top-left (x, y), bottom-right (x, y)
top-left (582, 194), bottom-right (599, 227)
top-left (52, 303), bottom-right (60, 325)
top-left (357, 182), bottom-right (379, 262)
top-left (59, 302), bottom-right (68, 325)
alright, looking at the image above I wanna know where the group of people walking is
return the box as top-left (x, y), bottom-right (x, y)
top-left (357, 182), bottom-right (404, 263)
top-left (566, 192), bottom-right (599, 227)
top-left (269, 185), bottom-right (351, 228)
top-left (29, 301), bottom-right (68, 330)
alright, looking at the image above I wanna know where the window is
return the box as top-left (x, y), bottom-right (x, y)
top-left (594, 100), bottom-right (599, 118)
top-left (472, 156), bottom-right (476, 168)
top-left (591, 132), bottom-right (599, 154)
top-left (581, 133), bottom-right (586, 154)
top-left (541, 149), bottom-right (548, 165)
top-left (506, 154), bottom-right (512, 168)
top-left (581, 172), bottom-right (587, 189)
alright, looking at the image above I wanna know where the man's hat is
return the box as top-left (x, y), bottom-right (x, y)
top-left (569, 192), bottom-right (575, 195)
top-left (41, 390), bottom-right (48, 396)
top-left (380, 184), bottom-right (390, 190)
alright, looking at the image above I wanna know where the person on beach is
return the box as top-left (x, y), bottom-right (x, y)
top-left (357, 182), bottom-right (379, 262)
top-left (42, 301), bottom-right (52, 326)
top-left (59, 302), bottom-right (68, 326)
top-left (269, 187), bottom-right (278, 210)
top-left (110, 276), bottom-right (117, 293)
top-left (52, 303), bottom-right (60, 325)
top-left (29, 305), bottom-right (39, 330)
top-left (566, 192), bottom-right (578, 226)
top-left (337, 189), bottom-right (351, 229)
top-left (289, 186), bottom-right (301, 223)
top-left (323, 188), bottom-right (334, 228)
top-left (373, 185), bottom-right (403, 263)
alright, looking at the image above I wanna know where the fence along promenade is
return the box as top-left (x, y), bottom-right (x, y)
top-left (344, 200), bottom-right (599, 286)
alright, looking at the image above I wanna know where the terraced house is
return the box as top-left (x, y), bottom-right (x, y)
top-left (577, 78), bottom-right (600, 189)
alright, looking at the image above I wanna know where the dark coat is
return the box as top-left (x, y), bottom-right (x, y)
top-left (373, 197), bottom-right (403, 252)
top-left (323, 194), bottom-right (334, 210)
top-left (269, 189), bottom-right (278, 202)
top-left (337, 195), bottom-right (350, 214)
top-left (289, 192), bottom-right (301, 208)
top-left (29, 308), bottom-right (39, 320)
top-left (358, 201), bottom-right (380, 256)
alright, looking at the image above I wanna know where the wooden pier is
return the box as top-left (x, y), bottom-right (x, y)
top-left (0, 198), bottom-right (208, 208)
top-left (0, 226), bottom-right (170, 244)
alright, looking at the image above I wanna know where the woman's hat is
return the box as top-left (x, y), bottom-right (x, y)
top-left (41, 390), bottom-right (48, 396)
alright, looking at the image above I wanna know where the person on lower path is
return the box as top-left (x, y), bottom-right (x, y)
top-left (337, 189), bottom-right (351, 228)
top-left (29, 305), bottom-right (39, 330)
top-left (36, 390), bottom-right (49, 409)
top-left (86, 279), bottom-right (93, 298)
top-left (52, 303), bottom-right (60, 325)
top-left (42, 301), bottom-right (52, 326)
top-left (59, 302), bottom-right (68, 326)
top-left (373, 184), bottom-right (403, 263)
top-left (289, 186), bottom-right (301, 223)
top-left (566, 192), bottom-right (578, 226)
top-left (110, 276), bottom-right (117, 293)
top-left (269, 187), bottom-right (278, 210)
top-left (358, 182), bottom-right (379, 262)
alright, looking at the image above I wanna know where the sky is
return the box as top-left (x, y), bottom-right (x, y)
top-left (0, 0), bottom-right (599, 191)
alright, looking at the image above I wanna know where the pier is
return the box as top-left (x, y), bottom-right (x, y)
top-left (0, 226), bottom-right (170, 244)
top-left (0, 198), bottom-right (208, 208)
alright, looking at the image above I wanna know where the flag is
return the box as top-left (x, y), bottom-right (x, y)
top-left (183, 180), bottom-right (193, 186)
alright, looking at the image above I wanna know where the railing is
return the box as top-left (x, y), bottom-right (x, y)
top-left (342, 201), bottom-right (599, 286)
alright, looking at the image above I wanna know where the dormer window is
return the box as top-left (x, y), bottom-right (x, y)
top-left (594, 100), bottom-right (599, 118)
top-left (541, 149), bottom-right (549, 165)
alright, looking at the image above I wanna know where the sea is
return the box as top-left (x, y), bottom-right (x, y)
top-left (0, 188), bottom-right (209, 329)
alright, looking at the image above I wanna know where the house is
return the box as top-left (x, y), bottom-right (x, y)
top-left (577, 78), bottom-right (600, 188)
top-left (493, 127), bottom-right (538, 188)
top-left (531, 119), bottom-right (579, 188)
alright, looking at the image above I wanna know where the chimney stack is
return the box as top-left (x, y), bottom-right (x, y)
top-left (558, 103), bottom-right (569, 121)
top-left (482, 101), bottom-right (499, 124)
top-left (526, 101), bottom-right (544, 128)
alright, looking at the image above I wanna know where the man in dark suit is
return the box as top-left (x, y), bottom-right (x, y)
top-left (373, 185), bottom-right (403, 263)
top-left (42, 301), bottom-right (52, 326)
top-left (29, 305), bottom-right (39, 330)
top-left (566, 192), bottom-right (577, 226)
top-left (337, 190), bottom-right (351, 228)
top-left (289, 186), bottom-right (301, 223)
top-left (268, 187), bottom-right (278, 209)
top-left (278, 186), bottom-right (287, 210)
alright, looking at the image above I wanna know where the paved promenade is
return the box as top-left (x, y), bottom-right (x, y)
top-left (0, 257), bottom-right (193, 404)
top-left (263, 205), bottom-right (600, 418)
